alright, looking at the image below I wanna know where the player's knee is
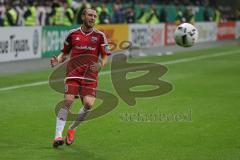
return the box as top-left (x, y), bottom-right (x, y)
top-left (83, 96), bottom-right (95, 109)
top-left (64, 100), bottom-right (73, 108)
top-left (83, 101), bottom-right (94, 110)
top-left (64, 95), bottom-right (75, 108)
top-left (64, 99), bottom-right (74, 108)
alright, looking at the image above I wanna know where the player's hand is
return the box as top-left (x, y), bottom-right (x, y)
top-left (50, 56), bottom-right (58, 68)
top-left (51, 55), bottom-right (66, 67)
top-left (90, 62), bottom-right (102, 72)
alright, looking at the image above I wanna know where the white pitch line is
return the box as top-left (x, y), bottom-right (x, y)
top-left (161, 50), bottom-right (239, 65)
top-left (0, 81), bottom-right (48, 91)
top-left (0, 49), bottom-right (239, 92)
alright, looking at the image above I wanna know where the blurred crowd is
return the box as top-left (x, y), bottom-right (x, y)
top-left (0, 0), bottom-right (239, 27)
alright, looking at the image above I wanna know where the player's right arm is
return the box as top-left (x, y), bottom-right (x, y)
top-left (50, 31), bottom-right (73, 68)
top-left (50, 52), bottom-right (67, 67)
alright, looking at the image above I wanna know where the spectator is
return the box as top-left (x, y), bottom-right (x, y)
top-left (45, 1), bottom-right (53, 25)
top-left (36, 1), bottom-right (47, 26)
top-left (146, 5), bottom-right (159, 24)
top-left (175, 6), bottom-right (184, 25)
top-left (114, 0), bottom-right (123, 12)
top-left (24, 0), bottom-right (37, 26)
top-left (184, 7), bottom-right (195, 24)
top-left (4, 1), bottom-right (17, 26)
top-left (99, 4), bottom-right (111, 24)
top-left (137, 4), bottom-right (147, 24)
top-left (48, 1), bottom-right (63, 25)
top-left (112, 5), bottom-right (125, 23)
top-left (0, 0), bottom-right (5, 26)
top-left (71, 0), bottom-right (80, 10)
top-left (15, 0), bottom-right (26, 26)
top-left (159, 7), bottom-right (167, 22)
top-left (213, 6), bottom-right (221, 23)
top-left (125, 7), bottom-right (135, 23)
top-left (0, 1), bottom-right (235, 26)
top-left (203, 6), bottom-right (211, 21)
top-left (95, 3), bottom-right (110, 24)
top-left (63, 1), bottom-right (74, 26)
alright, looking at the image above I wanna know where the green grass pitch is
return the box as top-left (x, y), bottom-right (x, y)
top-left (0, 45), bottom-right (240, 160)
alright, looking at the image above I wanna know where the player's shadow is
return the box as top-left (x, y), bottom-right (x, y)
top-left (40, 145), bottom-right (105, 160)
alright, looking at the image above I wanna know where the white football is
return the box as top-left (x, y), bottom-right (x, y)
top-left (174, 23), bottom-right (198, 47)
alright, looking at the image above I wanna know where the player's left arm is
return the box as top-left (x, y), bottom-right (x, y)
top-left (90, 44), bottom-right (110, 72)
top-left (90, 33), bottom-right (111, 72)
top-left (100, 53), bottom-right (108, 67)
top-left (99, 32), bottom-right (111, 68)
top-left (99, 44), bottom-right (110, 67)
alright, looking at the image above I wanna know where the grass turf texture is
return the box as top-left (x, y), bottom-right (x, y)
top-left (0, 45), bottom-right (240, 160)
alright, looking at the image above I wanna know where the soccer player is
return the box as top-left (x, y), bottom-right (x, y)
top-left (50, 8), bottom-right (110, 148)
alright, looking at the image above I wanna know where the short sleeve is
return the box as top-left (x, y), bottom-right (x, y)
top-left (99, 32), bottom-right (111, 56)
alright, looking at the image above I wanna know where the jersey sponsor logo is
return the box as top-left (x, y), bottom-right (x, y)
top-left (74, 45), bottom-right (96, 51)
top-left (91, 37), bottom-right (97, 44)
top-left (75, 37), bottom-right (80, 41)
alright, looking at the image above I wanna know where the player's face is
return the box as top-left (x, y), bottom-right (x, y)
top-left (82, 9), bottom-right (97, 28)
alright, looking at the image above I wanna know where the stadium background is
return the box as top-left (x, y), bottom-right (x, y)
top-left (0, 0), bottom-right (240, 160)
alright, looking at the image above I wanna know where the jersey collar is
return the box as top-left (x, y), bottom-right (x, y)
top-left (79, 26), bottom-right (94, 36)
